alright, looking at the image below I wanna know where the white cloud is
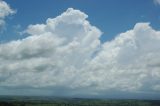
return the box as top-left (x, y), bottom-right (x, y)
top-left (154, 0), bottom-right (160, 5)
top-left (0, 0), bottom-right (15, 29)
top-left (0, 8), bottom-right (102, 89)
top-left (88, 23), bottom-right (160, 92)
top-left (0, 8), bottom-right (160, 96)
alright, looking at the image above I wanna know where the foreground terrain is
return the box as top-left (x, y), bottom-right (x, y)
top-left (0, 96), bottom-right (160, 106)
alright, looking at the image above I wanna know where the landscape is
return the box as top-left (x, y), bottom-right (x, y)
top-left (0, 96), bottom-right (160, 106)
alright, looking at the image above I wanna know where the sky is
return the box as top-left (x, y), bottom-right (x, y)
top-left (0, 0), bottom-right (160, 99)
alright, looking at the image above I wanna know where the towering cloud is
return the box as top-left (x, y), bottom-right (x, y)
top-left (0, 8), bottom-right (102, 89)
top-left (0, 0), bottom-right (15, 29)
top-left (0, 8), bottom-right (160, 97)
top-left (88, 23), bottom-right (160, 92)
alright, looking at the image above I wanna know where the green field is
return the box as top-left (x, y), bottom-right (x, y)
top-left (0, 96), bottom-right (160, 106)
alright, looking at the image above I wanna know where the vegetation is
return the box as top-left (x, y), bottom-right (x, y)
top-left (0, 96), bottom-right (160, 106)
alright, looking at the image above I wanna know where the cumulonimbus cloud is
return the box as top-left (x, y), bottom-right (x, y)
top-left (0, 8), bottom-right (160, 96)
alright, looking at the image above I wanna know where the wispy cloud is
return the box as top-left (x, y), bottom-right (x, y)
top-left (0, 0), bottom-right (16, 30)
top-left (153, 0), bottom-right (160, 5)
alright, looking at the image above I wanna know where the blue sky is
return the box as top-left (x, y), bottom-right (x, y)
top-left (0, 0), bottom-right (160, 99)
top-left (2, 0), bottom-right (160, 42)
